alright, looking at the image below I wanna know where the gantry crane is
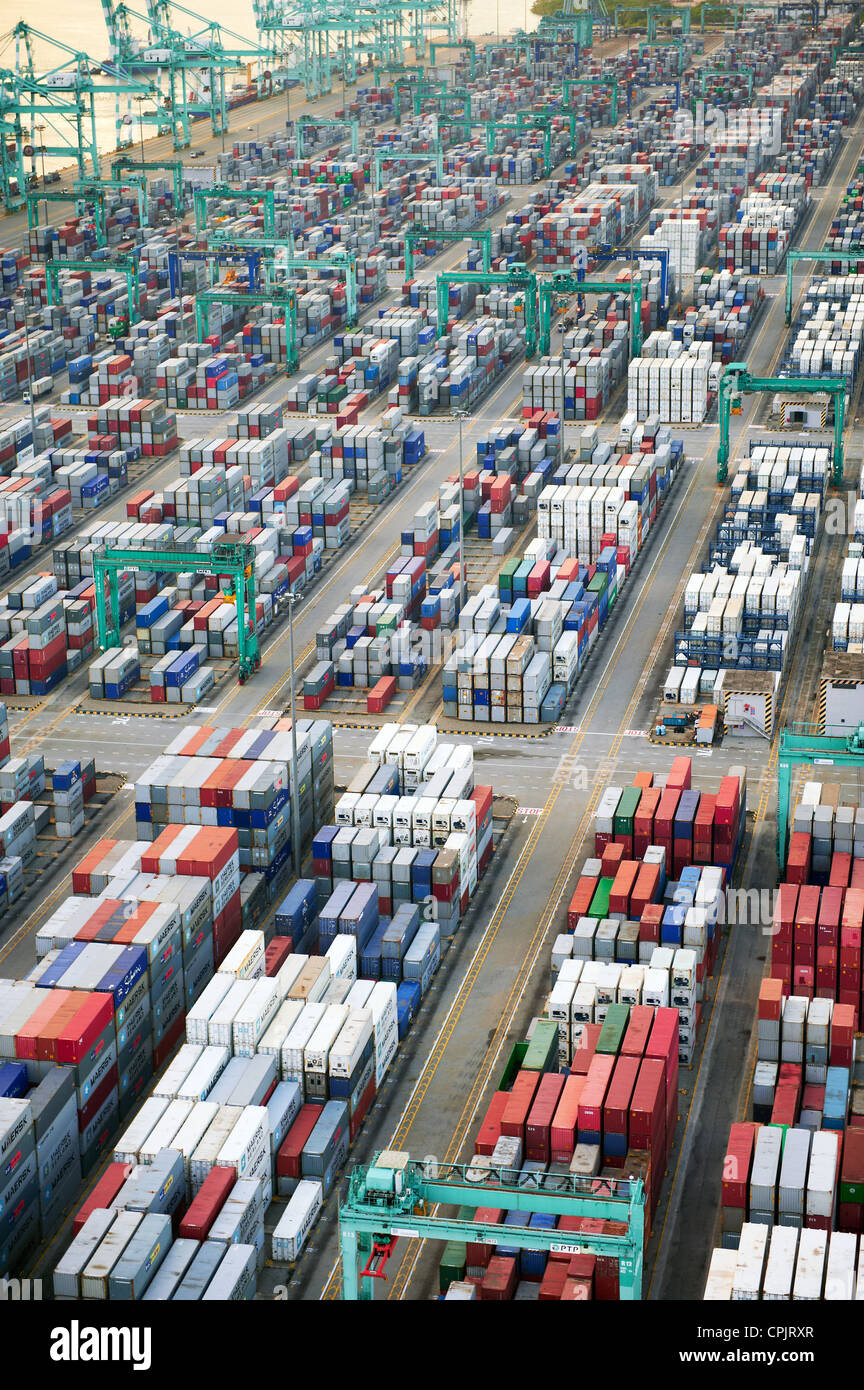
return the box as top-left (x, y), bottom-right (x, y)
top-left (589, 245), bottom-right (670, 316)
top-left (94, 539), bottom-right (261, 682)
top-left (563, 76), bottom-right (619, 126)
top-left (372, 144), bottom-right (444, 192)
top-left (111, 156), bottom-right (185, 212)
top-left (436, 267), bottom-right (538, 354)
top-left (102, 0), bottom-right (275, 150)
top-left (638, 38), bottom-right (686, 72)
top-left (777, 724), bottom-right (864, 864)
top-left (785, 247), bottom-right (864, 323)
top-left (44, 256), bottom-right (141, 321)
top-left (538, 271), bottom-right (643, 357)
top-left (716, 363), bottom-right (846, 485)
top-left (338, 1153), bottom-right (645, 1301)
top-left (194, 187), bottom-right (277, 236)
top-left (698, 68), bottom-right (755, 102)
top-left (25, 179), bottom-right (145, 248)
top-left (297, 115), bottom-right (359, 156)
top-left (194, 286), bottom-right (297, 368)
top-left (403, 226), bottom-right (491, 279)
top-left (209, 230), bottom-right (358, 324)
top-left (484, 119), bottom-right (552, 175)
top-left (428, 38), bottom-right (476, 77)
top-left (0, 22), bottom-right (169, 209)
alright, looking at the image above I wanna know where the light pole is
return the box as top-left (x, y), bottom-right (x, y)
top-left (452, 408), bottom-right (468, 612)
top-left (285, 589), bottom-right (302, 877)
top-left (134, 96), bottom-right (148, 167)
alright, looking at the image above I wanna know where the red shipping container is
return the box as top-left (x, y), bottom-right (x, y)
top-left (722, 1122), bottom-right (757, 1208)
top-left (604, 1055), bottom-right (641, 1136)
top-left (577, 1054), bottom-right (616, 1135)
top-left (276, 1105), bottom-right (322, 1177)
top-left (480, 1255), bottom-right (517, 1301)
top-left (620, 1005), bottom-right (655, 1059)
top-left (500, 1070), bottom-right (541, 1141)
top-left (608, 860), bottom-right (640, 916)
top-left (633, 786), bottom-right (661, 855)
top-left (467, 1208), bottom-right (503, 1270)
top-left (666, 756), bottom-right (692, 791)
top-left (367, 675), bottom-right (396, 714)
top-left (475, 1091), bottom-right (510, 1156)
top-left (599, 842), bottom-right (624, 876)
top-left (630, 862), bottom-right (661, 918)
top-left (654, 788), bottom-right (681, 842)
top-left (571, 1023), bottom-right (602, 1075)
top-left (179, 1166), bottom-right (236, 1240)
top-left (550, 1076), bottom-right (586, 1164)
top-left (525, 1072), bottom-right (566, 1163)
top-left (72, 1161), bottom-right (133, 1233)
top-left (567, 875), bottom-right (599, 928)
top-left (714, 776), bottom-right (741, 827)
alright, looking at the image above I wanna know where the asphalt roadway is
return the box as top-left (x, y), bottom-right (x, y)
top-left (3, 29), bottom-right (859, 1302)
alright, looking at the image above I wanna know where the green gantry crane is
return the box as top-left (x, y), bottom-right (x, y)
top-left (45, 255), bottom-right (140, 321)
top-left (638, 38), bottom-right (686, 72)
top-left (538, 272), bottom-right (643, 357)
top-left (372, 144), bottom-right (444, 192)
top-left (26, 175), bottom-right (147, 245)
top-left (717, 362), bottom-right (846, 485)
top-left (484, 119), bottom-right (552, 175)
top-left (785, 246), bottom-right (864, 322)
top-left (94, 539), bottom-right (261, 683)
top-left (297, 115), bottom-right (360, 157)
top-left (778, 723), bottom-right (864, 864)
top-left (195, 186), bottom-right (277, 236)
top-left (111, 157), bottom-right (185, 212)
top-left (698, 68), bottom-right (754, 101)
top-left (563, 76), bottom-right (619, 126)
top-left (338, 1153), bottom-right (646, 1300)
top-left (436, 267), bottom-right (538, 353)
top-left (212, 234), bottom-right (358, 324)
top-left (404, 226), bottom-right (491, 280)
top-left (428, 39), bottom-right (477, 78)
top-left (195, 286), bottom-right (298, 367)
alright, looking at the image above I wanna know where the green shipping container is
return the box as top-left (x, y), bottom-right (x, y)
top-left (588, 572), bottom-right (608, 597)
top-left (588, 877), bottom-right (614, 919)
top-left (596, 1003), bottom-right (631, 1056)
top-left (522, 1019), bottom-right (559, 1073)
top-left (439, 1239), bottom-right (467, 1292)
top-left (499, 558), bottom-right (520, 595)
top-left (614, 786), bottom-right (642, 835)
top-left (498, 1040), bottom-right (528, 1091)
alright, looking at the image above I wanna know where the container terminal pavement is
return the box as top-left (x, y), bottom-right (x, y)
top-left (2, 3), bottom-right (864, 1323)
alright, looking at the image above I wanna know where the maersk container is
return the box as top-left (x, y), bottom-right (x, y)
top-left (139, 1099), bottom-right (194, 1165)
top-left (301, 1099), bottom-right (349, 1194)
top-left (53, 1207), bottom-right (117, 1299)
top-left (202, 1242), bottom-right (257, 1300)
top-left (282, 1002), bottom-right (327, 1082)
top-left (227, 1054), bottom-right (278, 1108)
top-left (186, 976), bottom-right (235, 1046)
top-left (272, 1178), bottom-right (323, 1262)
top-left (208, 1175), bottom-right (265, 1249)
top-left (172, 1240), bottom-right (226, 1300)
top-left (177, 1045), bottom-right (230, 1102)
top-left (232, 978), bottom-right (280, 1057)
top-left (216, 1105), bottom-right (269, 1183)
top-left (114, 1096), bottom-right (170, 1166)
top-left (190, 1107), bottom-right (242, 1192)
top-left (108, 1212), bottom-right (171, 1300)
top-left (81, 1209), bottom-right (145, 1299)
top-left (142, 1237), bottom-right (199, 1301)
top-left (171, 1102), bottom-right (219, 1186)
